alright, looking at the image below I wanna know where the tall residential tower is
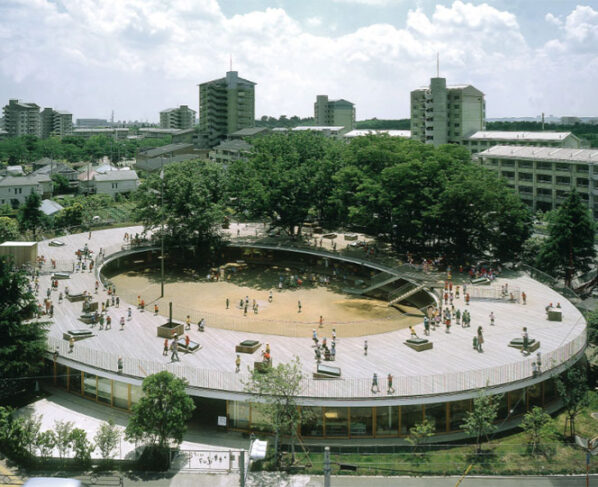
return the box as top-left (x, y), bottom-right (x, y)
top-left (198, 71), bottom-right (256, 148)
top-left (314, 95), bottom-right (355, 132)
top-left (410, 78), bottom-right (485, 146)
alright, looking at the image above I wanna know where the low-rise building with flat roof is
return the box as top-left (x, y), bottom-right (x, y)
top-left (135, 143), bottom-right (199, 172)
top-left (465, 131), bottom-right (582, 154)
top-left (292, 126), bottom-right (346, 137)
top-left (209, 139), bottom-right (252, 164)
top-left (344, 129), bottom-right (411, 139)
top-left (476, 145), bottom-right (598, 217)
top-left (72, 128), bottom-right (129, 139)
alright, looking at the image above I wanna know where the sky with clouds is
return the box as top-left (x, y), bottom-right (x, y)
top-left (1, 0), bottom-right (597, 122)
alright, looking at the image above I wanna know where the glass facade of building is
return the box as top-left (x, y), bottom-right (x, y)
top-left (50, 361), bottom-right (561, 440)
top-left (228, 378), bottom-right (561, 438)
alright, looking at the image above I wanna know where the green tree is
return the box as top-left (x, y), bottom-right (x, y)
top-left (520, 406), bottom-right (556, 456)
top-left (585, 309), bottom-right (598, 346)
top-left (19, 415), bottom-right (42, 456)
top-left (35, 430), bottom-right (56, 461)
top-left (54, 420), bottom-right (74, 461)
top-left (536, 190), bottom-right (595, 287)
top-left (70, 428), bottom-right (94, 467)
top-left (556, 366), bottom-right (589, 438)
top-left (56, 202), bottom-right (84, 229)
top-left (0, 216), bottom-right (20, 243)
top-left (244, 356), bottom-right (310, 467)
top-left (229, 132), bottom-right (342, 236)
top-left (51, 173), bottom-right (71, 194)
top-left (94, 419), bottom-right (121, 461)
top-left (135, 160), bottom-right (225, 251)
top-left (461, 392), bottom-right (500, 453)
top-left (18, 192), bottom-right (44, 239)
top-left (407, 419), bottom-right (434, 452)
top-left (125, 371), bottom-right (195, 450)
top-left (0, 258), bottom-right (48, 400)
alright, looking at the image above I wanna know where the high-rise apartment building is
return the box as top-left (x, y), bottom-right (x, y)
top-left (314, 95), bottom-right (355, 132)
top-left (2, 99), bottom-right (41, 137)
top-left (198, 71), bottom-right (256, 148)
top-left (41, 108), bottom-right (73, 138)
top-left (160, 105), bottom-right (196, 130)
top-left (410, 78), bottom-right (485, 146)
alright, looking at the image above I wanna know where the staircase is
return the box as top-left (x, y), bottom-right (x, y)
top-left (388, 284), bottom-right (426, 307)
top-left (344, 273), bottom-right (401, 295)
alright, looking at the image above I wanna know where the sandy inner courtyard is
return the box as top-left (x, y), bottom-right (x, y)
top-left (109, 266), bottom-right (422, 337)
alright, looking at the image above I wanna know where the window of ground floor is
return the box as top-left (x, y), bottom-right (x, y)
top-left (49, 361), bottom-right (562, 439)
top-left (228, 379), bottom-right (561, 438)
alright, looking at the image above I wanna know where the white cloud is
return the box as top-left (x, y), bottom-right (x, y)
top-left (306, 16), bottom-right (322, 28)
top-left (545, 12), bottom-right (562, 27)
top-left (331, 0), bottom-right (400, 5)
top-left (0, 1), bottom-right (596, 121)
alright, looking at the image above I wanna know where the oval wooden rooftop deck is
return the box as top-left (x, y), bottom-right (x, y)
top-left (38, 225), bottom-right (586, 407)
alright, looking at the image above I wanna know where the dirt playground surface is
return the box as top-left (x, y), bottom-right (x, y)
top-left (108, 265), bottom-right (423, 338)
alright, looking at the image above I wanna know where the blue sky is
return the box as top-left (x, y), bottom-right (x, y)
top-left (1, 0), bottom-right (597, 122)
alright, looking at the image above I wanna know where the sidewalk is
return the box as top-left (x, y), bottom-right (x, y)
top-left (15, 388), bottom-right (248, 461)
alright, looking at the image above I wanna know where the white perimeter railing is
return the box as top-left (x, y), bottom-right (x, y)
top-left (48, 323), bottom-right (586, 400)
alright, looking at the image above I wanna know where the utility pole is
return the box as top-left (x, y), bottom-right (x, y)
top-left (324, 446), bottom-right (331, 487)
top-left (160, 157), bottom-right (165, 298)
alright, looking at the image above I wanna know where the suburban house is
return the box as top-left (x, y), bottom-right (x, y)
top-left (32, 161), bottom-right (79, 189)
top-left (91, 169), bottom-right (139, 198)
top-left (0, 174), bottom-right (52, 208)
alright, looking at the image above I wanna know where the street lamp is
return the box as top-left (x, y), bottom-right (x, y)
top-left (160, 157), bottom-right (165, 298)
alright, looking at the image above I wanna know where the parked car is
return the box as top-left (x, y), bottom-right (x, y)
top-left (49, 240), bottom-right (65, 247)
top-left (24, 479), bottom-right (89, 487)
top-left (349, 240), bottom-right (367, 248)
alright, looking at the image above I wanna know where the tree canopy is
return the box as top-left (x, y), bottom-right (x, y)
top-left (135, 159), bottom-right (225, 250)
top-left (0, 257), bottom-right (48, 400)
top-left (125, 371), bottom-right (195, 449)
top-left (18, 192), bottom-right (45, 239)
top-left (244, 356), bottom-right (310, 467)
top-left (536, 190), bottom-right (595, 286)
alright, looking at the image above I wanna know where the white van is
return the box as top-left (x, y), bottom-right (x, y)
top-left (23, 479), bottom-right (89, 487)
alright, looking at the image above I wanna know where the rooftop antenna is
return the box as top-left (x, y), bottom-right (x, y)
top-left (229, 54), bottom-right (233, 72)
top-left (436, 52), bottom-right (439, 77)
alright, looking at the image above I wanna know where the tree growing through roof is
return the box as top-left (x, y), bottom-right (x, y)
top-left (244, 356), bottom-right (312, 468)
top-left (0, 257), bottom-right (48, 401)
top-left (460, 391), bottom-right (501, 454)
top-left (556, 365), bottom-right (589, 438)
top-left (536, 190), bottom-right (595, 287)
top-left (134, 159), bottom-right (225, 251)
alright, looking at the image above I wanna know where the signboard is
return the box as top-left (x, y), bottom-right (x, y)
top-left (217, 416), bottom-right (227, 427)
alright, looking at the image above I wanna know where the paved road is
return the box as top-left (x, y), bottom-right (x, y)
top-left (91, 472), bottom-right (597, 487)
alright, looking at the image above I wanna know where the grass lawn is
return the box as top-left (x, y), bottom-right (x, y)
top-left (261, 391), bottom-right (598, 476)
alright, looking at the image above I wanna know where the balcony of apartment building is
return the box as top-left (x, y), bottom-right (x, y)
top-left (516, 160), bottom-right (533, 172)
top-left (536, 175), bottom-right (553, 188)
top-left (555, 163), bottom-right (571, 173)
top-left (535, 188), bottom-right (553, 203)
top-left (535, 162), bottom-right (554, 173)
top-left (576, 178), bottom-right (590, 192)
top-left (555, 176), bottom-right (572, 189)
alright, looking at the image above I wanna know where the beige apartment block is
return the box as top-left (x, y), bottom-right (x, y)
top-left (160, 105), bottom-right (196, 130)
top-left (314, 95), bottom-right (355, 132)
top-left (198, 71), bottom-right (256, 148)
top-left (411, 78), bottom-right (485, 146)
top-left (465, 131), bottom-right (582, 154)
top-left (41, 108), bottom-right (73, 138)
top-left (2, 99), bottom-right (41, 137)
top-left (476, 145), bottom-right (598, 217)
